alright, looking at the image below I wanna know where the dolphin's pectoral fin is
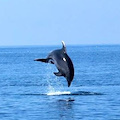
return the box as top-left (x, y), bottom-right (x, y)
top-left (54, 72), bottom-right (63, 76)
top-left (34, 58), bottom-right (54, 64)
top-left (34, 58), bottom-right (48, 63)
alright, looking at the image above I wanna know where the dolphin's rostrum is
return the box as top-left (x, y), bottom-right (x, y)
top-left (34, 41), bottom-right (74, 87)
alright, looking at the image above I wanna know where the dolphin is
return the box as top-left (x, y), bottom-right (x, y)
top-left (34, 41), bottom-right (74, 87)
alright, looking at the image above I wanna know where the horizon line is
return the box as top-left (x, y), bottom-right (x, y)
top-left (0, 43), bottom-right (120, 48)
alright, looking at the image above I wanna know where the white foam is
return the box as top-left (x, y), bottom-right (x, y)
top-left (47, 91), bottom-right (71, 96)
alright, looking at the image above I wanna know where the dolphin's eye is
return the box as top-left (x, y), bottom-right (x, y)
top-left (63, 57), bottom-right (66, 62)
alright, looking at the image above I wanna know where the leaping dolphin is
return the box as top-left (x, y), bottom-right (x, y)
top-left (34, 41), bottom-right (74, 87)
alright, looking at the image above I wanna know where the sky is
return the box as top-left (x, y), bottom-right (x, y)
top-left (0, 0), bottom-right (120, 46)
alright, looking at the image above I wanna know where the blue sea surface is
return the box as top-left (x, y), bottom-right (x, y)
top-left (0, 45), bottom-right (120, 120)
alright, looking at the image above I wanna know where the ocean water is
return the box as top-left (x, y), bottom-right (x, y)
top-left (0, 45), bottom-right (120, 120)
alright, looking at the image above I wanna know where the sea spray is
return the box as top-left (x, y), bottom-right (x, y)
top-left (45, 64), bottom-right (71, 95)
top-left (46, 64), bottom-right (62, 89)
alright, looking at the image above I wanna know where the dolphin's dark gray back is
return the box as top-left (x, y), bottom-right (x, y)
top-left (63, 53), bottom-right (74, 87)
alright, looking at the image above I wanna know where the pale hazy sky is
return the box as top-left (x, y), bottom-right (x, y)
top-left (0, 0), bottom-right (120, 46)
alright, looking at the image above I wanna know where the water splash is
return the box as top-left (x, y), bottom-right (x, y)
top-left (47, 91), bottom-right (71, 96)
top-left (46, 78), bottom-right (71, 96)
top-left (45, 64), bottom-right (70, 95)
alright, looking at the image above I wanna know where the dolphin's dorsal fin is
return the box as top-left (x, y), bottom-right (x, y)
top-left (62, 41), bottom-right (67, 53)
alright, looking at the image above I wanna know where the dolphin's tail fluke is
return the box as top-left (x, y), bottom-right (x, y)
top-left (67, 77), bottom-right (72, 87)
top-left (67, 80), bottom-right (71, 87)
